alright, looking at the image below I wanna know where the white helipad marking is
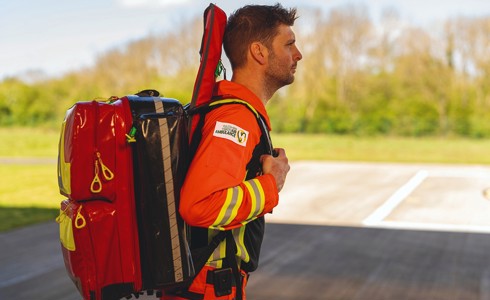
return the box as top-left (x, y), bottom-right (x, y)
top-left (363, 167), bottom-right (490, 233)
top-left (369, 220), bottom-right (490, 234)
top-left (363, 170), bottom-right (429, 226)
top-left (268, 162), bottom-right (490, 233)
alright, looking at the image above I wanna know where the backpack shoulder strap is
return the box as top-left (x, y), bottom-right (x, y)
top-left (210, 99), bottom-right (275, 156)
top-left (184, 100), bottom-right (271, 300)
top-left (208, 99), bottom-right (259, 118)
top-left (187, 99), bottom-right (273, 159)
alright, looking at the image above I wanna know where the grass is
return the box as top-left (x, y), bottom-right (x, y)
top-left (0, 164), bottom-right (63, 231)
top-left (1, 127), bottom-right (490, 231)
top-left (0, 207), bottom-right (59, 231)
top-left (0, 127), bottom-right (60, 157)
top-left (0, 127), bottom-right (63, 231)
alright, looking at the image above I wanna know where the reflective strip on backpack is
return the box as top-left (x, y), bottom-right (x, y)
top-left (154, 99), bottom-right (184, 282)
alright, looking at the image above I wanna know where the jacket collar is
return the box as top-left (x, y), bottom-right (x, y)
top-left (213, 80), bottom-right (272, 130)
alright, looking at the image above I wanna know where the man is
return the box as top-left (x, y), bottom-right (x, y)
top-left (171, 4), bottom-right (302, 299)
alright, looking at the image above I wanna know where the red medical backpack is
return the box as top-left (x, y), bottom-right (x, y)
top-left (56, 4), bottom-right (227, 299)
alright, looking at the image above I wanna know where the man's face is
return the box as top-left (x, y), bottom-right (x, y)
top-left (265, 24), bottom-right (302, 89)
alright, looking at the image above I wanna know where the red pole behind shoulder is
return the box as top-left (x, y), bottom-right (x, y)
top-left (189, 4), bottom-right (227, 109)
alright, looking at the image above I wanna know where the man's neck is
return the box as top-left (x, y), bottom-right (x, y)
top-left (231, 72), bottom-right (272, 106)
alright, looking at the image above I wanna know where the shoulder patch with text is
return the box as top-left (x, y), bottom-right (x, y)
top-left (213, 121), bottom-right (249, 147)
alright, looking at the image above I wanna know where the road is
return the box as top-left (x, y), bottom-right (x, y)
top-left (2, 161), bottom-right (490, 300)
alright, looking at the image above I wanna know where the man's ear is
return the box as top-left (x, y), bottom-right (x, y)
top-left (250, 42), bottom-right (268, 65)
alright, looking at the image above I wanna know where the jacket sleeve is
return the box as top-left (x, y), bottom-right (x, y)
top-left (179, 104), bottom-right (279, 230)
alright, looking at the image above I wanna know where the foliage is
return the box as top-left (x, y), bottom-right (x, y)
top-left (1, 6), bottom-right (490, 138)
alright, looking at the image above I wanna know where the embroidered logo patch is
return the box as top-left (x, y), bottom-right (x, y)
top-left (213, 121), bottom-right (248, 147)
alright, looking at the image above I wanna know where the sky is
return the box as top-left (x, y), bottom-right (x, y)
top-left (1, 0), bottom-right (490, 81)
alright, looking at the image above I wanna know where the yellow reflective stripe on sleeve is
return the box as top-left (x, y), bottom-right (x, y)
top-left (243, 181), bottom-right (256, 220)
top-left (255, 179), bottom-right (266, 213)
top-left (212, 186), bottom-right (244, 228)
top-left (243, 179), bottom-right (265, 222)
top-left (223, 187), bottom-right (243, 226)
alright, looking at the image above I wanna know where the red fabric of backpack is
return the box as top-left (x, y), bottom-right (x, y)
top-left (57, 98), bottom-right (143, 300)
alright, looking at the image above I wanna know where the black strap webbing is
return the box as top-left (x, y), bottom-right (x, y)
top-left (191, 231), bottom-right (227, 273)
top-left (187, 100), bottom-right (273, 159)
top-left (174, 231), bottom-right (227, 300)
top-left (183, 99), bottom-right (272, 300)
top-left (225, 231), bottom-right (243, 300)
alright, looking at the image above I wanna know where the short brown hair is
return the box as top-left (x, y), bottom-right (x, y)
top-left (224, 3), bottom-right (298, 70)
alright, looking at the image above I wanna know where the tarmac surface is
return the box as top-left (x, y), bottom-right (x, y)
top-left (2, 161), bottom-right (490, 300)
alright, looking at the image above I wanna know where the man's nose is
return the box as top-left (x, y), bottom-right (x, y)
top-left (294, 46), bottom-right (303, 61)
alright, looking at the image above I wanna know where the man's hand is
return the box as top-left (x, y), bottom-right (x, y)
top-left (260, 148), bottom-right (290, 192)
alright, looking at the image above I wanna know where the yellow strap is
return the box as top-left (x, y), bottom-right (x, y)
top-left (57, 204), bottom-right (77, 251)
top-left (75, 205), bottom-right (86, 229)
top-left (209, 99), bottom-right (259, 118)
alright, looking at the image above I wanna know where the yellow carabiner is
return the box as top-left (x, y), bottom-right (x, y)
top-left (90, 160), bottom-right (102, 193)
top-left (75, 205), bottom-right (86, 229)
top-left (96, 152), bottom-right (114, 181)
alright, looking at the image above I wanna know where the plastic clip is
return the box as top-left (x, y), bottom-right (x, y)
top-left (215, 59), bottom-right (226, 79)
top-left (108, 96), bottom-right (119, 104)
top-left (90, 160), bottom-right (103, 193)
top-left (97, 152), bottom-right (114, 181)
top-left (126, 126), bottom-right (137, 143)
top-left (90, 152), bottom-right (114, 193)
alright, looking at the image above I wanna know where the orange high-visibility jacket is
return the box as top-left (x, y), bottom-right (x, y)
top-left (179, 80), bottom-right (278, 271)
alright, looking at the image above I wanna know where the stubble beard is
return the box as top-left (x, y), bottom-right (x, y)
top-left (264, 53), bottom-right (295, 98)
